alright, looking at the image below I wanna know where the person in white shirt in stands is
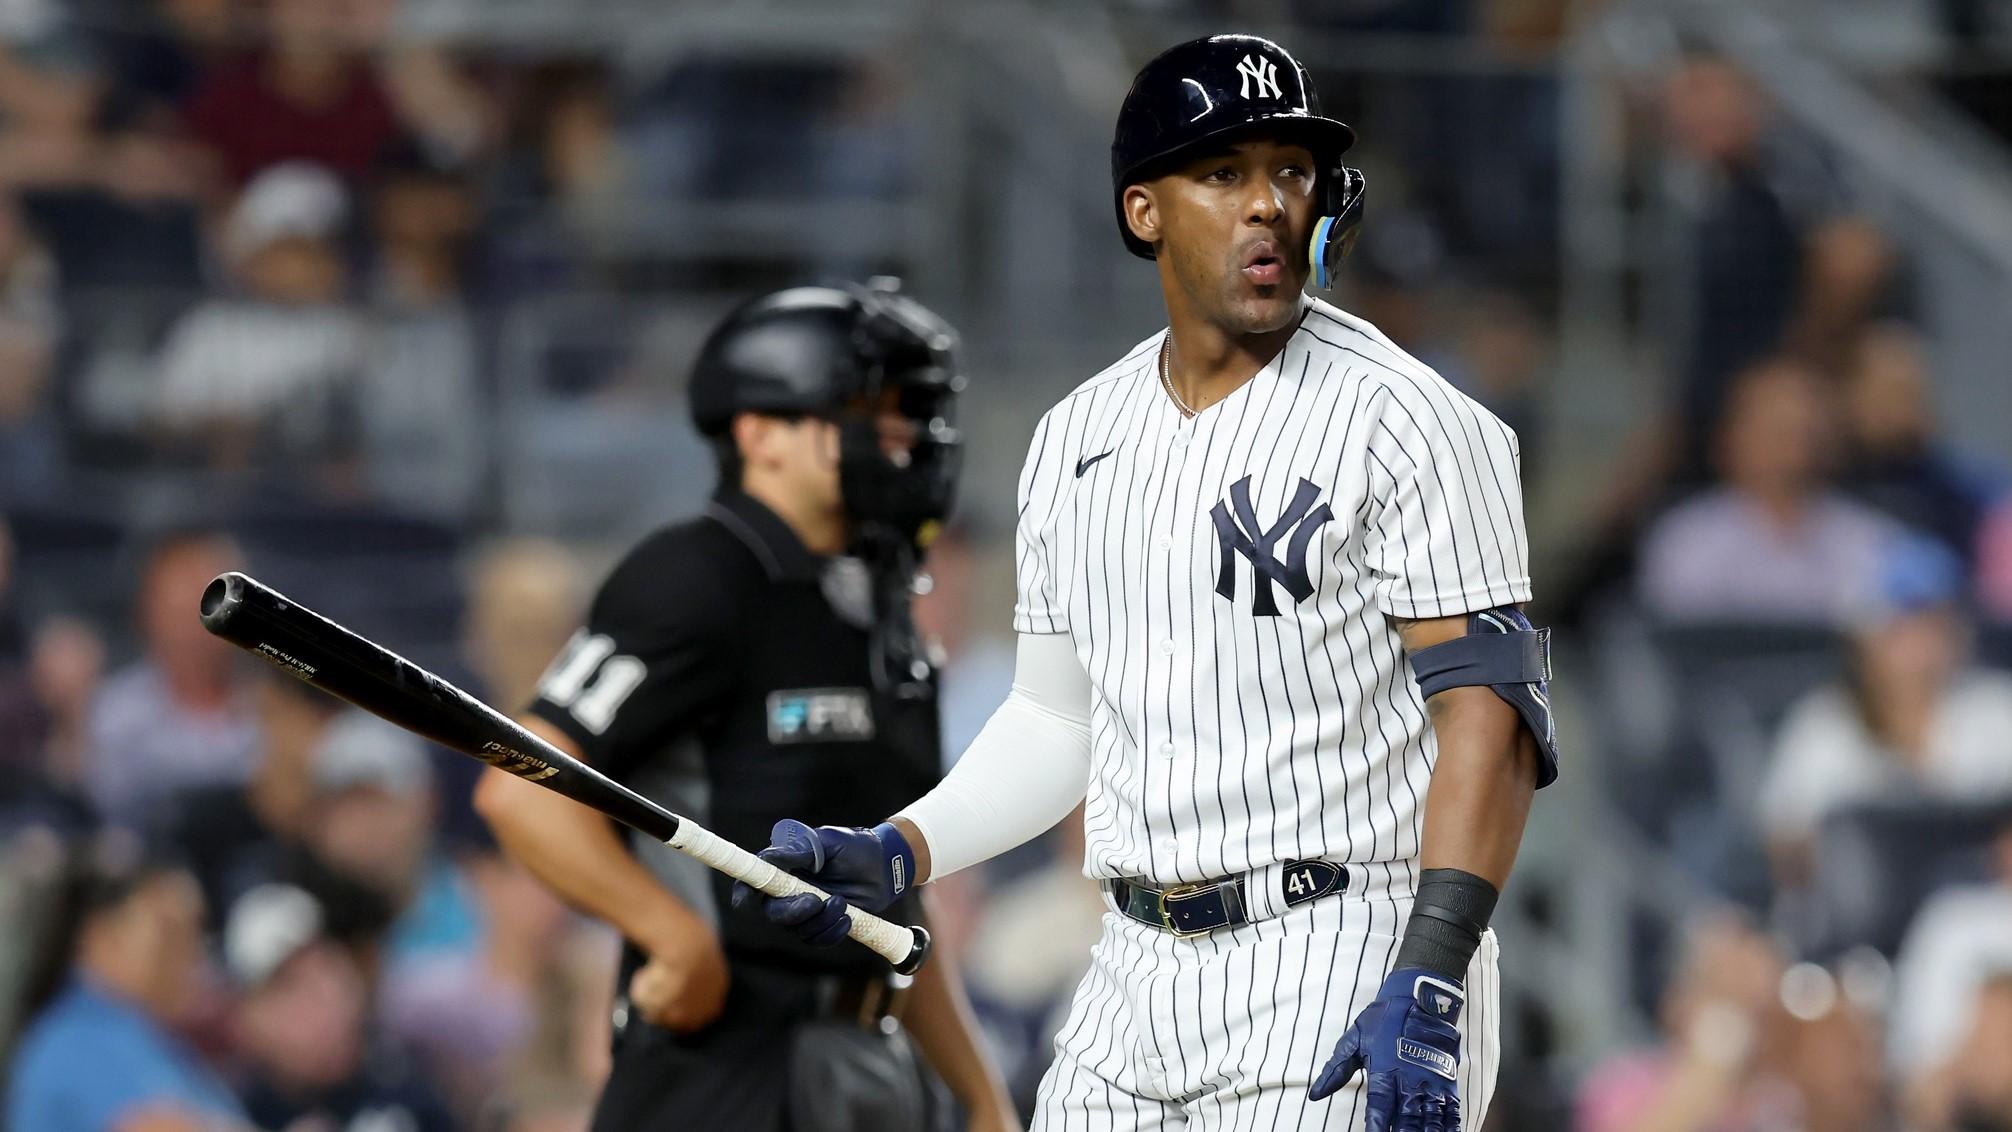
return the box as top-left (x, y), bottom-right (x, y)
top-left (1759, 537), bottom-right (2012, 885)
top-left (152, 162), bottom-right (367, 479)
top-left (1889, 824), bottom-right (2012, 1131)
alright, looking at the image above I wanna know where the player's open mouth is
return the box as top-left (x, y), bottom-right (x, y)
top-left (1241, 243), bottom-right (1284, 285)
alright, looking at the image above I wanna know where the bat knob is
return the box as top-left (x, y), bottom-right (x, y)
top-left (198, 571), bottom-right (249, 633)
top-left (893, 925), bottom-right (932, 976)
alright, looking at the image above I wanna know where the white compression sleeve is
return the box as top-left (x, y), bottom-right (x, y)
top-left (897, 632), bottom-right (1092, 880)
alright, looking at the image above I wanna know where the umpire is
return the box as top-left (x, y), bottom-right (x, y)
top-left (475, 280), bottom-right (1018, 1132)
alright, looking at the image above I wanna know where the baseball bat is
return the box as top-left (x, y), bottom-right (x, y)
top-left (197, 570), bottom-right (931, 975)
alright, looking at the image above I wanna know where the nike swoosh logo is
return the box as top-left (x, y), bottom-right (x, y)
top-left (1075, 450), bottom-right (1115, 478)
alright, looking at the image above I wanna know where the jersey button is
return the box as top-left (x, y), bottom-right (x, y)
top-left (1157, 743), bottom-right (1175, 759)
top-left (1171, 432), bottom-right (1190, 449)
top-left (1155, 837), bottom-right (1176, 857)
top-left (1157, 639), bottom-right (1175, 656)
top-left (1155, 534), bottom-right (1173, 551)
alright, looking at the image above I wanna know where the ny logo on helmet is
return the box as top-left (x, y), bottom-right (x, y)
top-left (1211, 476), bottom-right (1332, 616)
top-left (1236, 54), bottom-right (1281, 100)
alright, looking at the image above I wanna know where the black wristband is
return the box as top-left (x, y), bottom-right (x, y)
top-left (1393, 868), bottom-right (1499, 980)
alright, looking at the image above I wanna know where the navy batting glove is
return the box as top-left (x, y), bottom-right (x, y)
top-left (730, 819), bottom-right (917, 947)
top-left (1310, 967), bottom-right (1464, 1132)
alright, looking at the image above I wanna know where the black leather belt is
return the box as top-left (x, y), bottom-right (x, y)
top-left (814, 973), bottom-right (909, 1030)
top-left (1108, 860), bottom-right (1350, 937)
top-left (720, 963), bottom-right (910, 1032)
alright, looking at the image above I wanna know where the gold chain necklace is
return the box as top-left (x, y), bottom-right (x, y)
top-left (1159, 332), bottom-right (1196, 418)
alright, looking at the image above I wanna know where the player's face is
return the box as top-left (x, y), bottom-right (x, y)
top-left (1148, 137), bottom-right (1319, 335)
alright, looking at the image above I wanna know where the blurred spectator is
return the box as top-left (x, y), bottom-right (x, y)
top-left (87, 0), bottom-right (243, 124)
top-left (378, 42), bottom-right (495, 172)
top-left (1773, 961), bottom-right (1892, 1132)
top-left (913, 523), bottom-right (1013, 759)
top-left (1838, 323), bottom-right (1999, 564)
top-left (296, 712), bottom-right (565, 1113)
top-left (495, 60), bottom-right (631, 274)
top-left (5, 835), bottom-right (245, 1132)
top-left (0, 189), bottom-right (59, 496)
top-left (1637, 359), bottom-right (1901, 623)
top-left (163, 668), bottom-right (367, 928)
top-left (360, 145), bottom-right (484, 520)
top-left (1932, 972), bottom-right (2012, 1132)
top-left (184, 0), bottom-right (397, 187)
top-left (11, 113), bottom-right (207, 306)
top-left (1662, 54), bottom-right (1898, 476)
top-left (0, 1), bottom-right (100, 191)
top-left (3, 616), bottom-right (108, 832)
top-left (0, 512), bottom-right (20, 659)
top-left (388, 855), bottom-right (585, 1116)
top-left (85, 529), bottom-right (259, 823)
top-left (0, 514), bottom-right (38, 767)
top-left (1983, 500), bottom-right (2012, 621)
top-left (152, 162), bottom-right (367, 486)
top-left (628, 55), bottom-right (906, 206)
top-left (1441, 288), bottom-right (1550, 481)
top-left (960, 809), bottom-right (1101, 1109)
top-left (1889, 826), bottom-right (2012, 1126)
top-left (301, 713), bottom-right (481, 969)
top-left (224, 882), bottom-right (453, 1132)
top-left (462, 538), bottom-right (584, 713)
top-left (1577, 915), bottom-right (1797, 1132)
top-left (1759, 539), bottom-right (2012, 884)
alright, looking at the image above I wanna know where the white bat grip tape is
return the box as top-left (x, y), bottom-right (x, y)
top-left (664, 821), bottom-right (925, 971)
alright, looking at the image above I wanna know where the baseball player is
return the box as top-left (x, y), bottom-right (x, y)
top-left (475, 281), bottom-right (1018, 1132)
top-left (743, 35), bottom-right (1558, 1131)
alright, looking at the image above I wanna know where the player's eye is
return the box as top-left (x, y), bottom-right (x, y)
top-left (1279, 164), bottom-right (1309, 180)
top-left (1204, 167), bottom-right (1236, 184)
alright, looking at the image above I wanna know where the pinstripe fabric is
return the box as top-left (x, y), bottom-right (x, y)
top-left (1011, 298), bottom-right (1532, 886)
top-left (1029, 894), bottom-right (1501, 1130)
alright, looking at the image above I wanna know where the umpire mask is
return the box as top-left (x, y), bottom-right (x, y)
top-left (689, 278), bottom-right (966, 552)
top-left (834, 279), bottom-right (965, 554)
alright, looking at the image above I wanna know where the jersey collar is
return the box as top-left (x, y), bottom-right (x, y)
top-left (706, 490), bottom-right (825, 582)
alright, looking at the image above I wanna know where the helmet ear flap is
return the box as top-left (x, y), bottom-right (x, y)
top-left (1308, 166), bottom-right (1367, 290)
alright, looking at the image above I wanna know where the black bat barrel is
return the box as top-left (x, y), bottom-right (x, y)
top-left (198, 571), bottom-right (683, 843)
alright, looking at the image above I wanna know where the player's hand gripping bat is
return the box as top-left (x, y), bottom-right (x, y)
top-left (198, 570), bottom-right (931, 974)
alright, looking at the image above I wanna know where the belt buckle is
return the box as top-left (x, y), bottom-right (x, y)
top-left (1157, 883), bottom-right (1213, 938)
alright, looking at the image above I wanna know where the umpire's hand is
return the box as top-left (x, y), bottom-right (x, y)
top-left (627, 909), bottom-right (731, 1032)
top-left (1311, 968), bottom-right (1465, 1131)
top-left (731, 819), bottom-right (917, 945)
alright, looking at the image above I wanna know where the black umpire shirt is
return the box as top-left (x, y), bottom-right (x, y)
top-left (526, 490), bottom-right (942, 980)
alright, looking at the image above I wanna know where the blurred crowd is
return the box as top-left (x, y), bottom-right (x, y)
top-left (0, 0), bottom-right (911, 522)
top-left (1, 1), bottom-right (2011, 1131)
top-left (1557, 51), bottom-right (2012, 1132)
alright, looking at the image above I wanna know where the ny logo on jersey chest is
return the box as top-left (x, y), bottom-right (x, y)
top-left (1210, 476), bottom-right (1333, 617)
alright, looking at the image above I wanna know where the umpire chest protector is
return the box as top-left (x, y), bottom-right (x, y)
top-left (527, 490), bottom-right (942, 976)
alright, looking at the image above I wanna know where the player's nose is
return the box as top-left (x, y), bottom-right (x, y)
top-left (1246, 182), bottom-right (1284, 225)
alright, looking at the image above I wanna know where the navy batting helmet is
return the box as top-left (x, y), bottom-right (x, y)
top-left (1111, 34), bottom-right (1367, 287)
top-left (689, 279), bottom-right (964, 546)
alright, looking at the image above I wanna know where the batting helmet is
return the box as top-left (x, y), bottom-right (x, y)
top-left (689, 278), bottom-right (964, 547)
top-left (1111, 34), bottom-right (1367, 287)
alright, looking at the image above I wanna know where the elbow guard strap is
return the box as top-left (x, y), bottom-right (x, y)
top-left (1407, 606), bottom-right (1559, 787)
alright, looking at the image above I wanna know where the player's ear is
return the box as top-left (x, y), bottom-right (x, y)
top-left (1123, 183), bottom-right (1161, 250)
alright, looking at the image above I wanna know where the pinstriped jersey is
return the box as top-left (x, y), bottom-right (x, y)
top-left (1014, 297), bottom-right (1532, 886)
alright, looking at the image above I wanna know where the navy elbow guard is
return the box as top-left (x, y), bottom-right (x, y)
top-left (1407, 607), bottom-right (1558, 787)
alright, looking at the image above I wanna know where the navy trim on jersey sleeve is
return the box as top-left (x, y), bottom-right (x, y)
top-left (525, 523), bottom-right (746, 778)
